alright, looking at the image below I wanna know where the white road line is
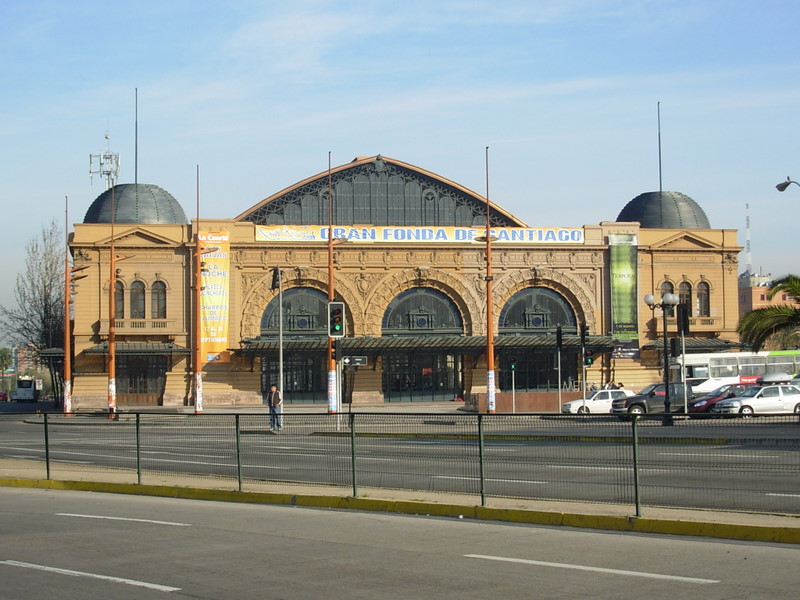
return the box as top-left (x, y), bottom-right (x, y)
top-left (0, 560), bottom-right (181, 592)
top-left (57, 513), bottom-right (191, 526)
top-left (464, 554), bottom-right (719, 584)
top-left (434, 475), bottom-right (548, 484)
top-left (659, 452), bottom-right (782, 458)
top-left (766, 493), bottom-right (800, 498)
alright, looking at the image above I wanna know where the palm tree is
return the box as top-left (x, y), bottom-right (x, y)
top-left (738, 275), bottom-right (800, 351)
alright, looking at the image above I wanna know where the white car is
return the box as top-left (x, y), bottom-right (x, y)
top-left (562, 389), bottom-right (635, 414)
top-left (711, 384), bottom-right (800, 416)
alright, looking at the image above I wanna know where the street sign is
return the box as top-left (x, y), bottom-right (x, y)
top-left (343, 355), bottom-right (368, 366)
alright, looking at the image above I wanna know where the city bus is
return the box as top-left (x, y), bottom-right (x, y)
top-left (12, 376), bottom-right (36, 402)
top-left (678, 350), bottom-right (800, 393)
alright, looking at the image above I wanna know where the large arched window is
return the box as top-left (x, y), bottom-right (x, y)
top-left (679, 282), bottom-right (693, 316)
top-left (499, 287), bottom-right (576, 334)
top-left (382, 288), bottom-right (463, 336)
top-left (661, 281), bottom-right (675, 296)
top-left (130, 280), bottom-right (146, 319)
top-left (151, 281), bottom-right (167, 319)
top-left (498, 287), bottom-right (578, 392)
top-left (260, 287), bottom-right (330, 337)
top-left (114, 281), bottom-right (125, 319)
top-left (697, 281), bottom-right (710, 317)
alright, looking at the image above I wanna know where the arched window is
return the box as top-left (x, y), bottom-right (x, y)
top-left (130, 280), bottom-right (146, 319)
top-left (261, 287), bottom-right (330, 337)
top-left (661, 281), bottom-right (674, 296)
top-left (382, 288), bottom-right (463, 335)
top-left (151, 281), bottom-right (167, 319)
top-left (697, 282), bottom-right (710, 317)
top-left (499, 287), bottom-right (576, 334)
top-left (679, 282), bottom-right (693, 316)
top-left (114, 281), bottom-right (125, 319)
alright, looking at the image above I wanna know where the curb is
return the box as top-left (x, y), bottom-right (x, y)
top-left (2, 477), bottom-right (797, 545)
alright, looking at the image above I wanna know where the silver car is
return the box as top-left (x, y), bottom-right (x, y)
top-left (711, 384), bottom-right (800, 416)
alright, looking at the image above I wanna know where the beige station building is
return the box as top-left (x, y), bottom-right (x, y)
top-left (65, 155), bottom-right (743, 411)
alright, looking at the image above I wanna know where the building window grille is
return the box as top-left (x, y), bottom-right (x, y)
top-left (130, 281), bottom-right (146, 319)
top-left (697, 282), bottom-right (710, 317)
top-left (151, 281), bottom-right (167, 319)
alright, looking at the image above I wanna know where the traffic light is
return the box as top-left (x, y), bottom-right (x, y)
top-left (670, 337), bottom-right (679, 357)
top-left (331, 338), bottom-right (341, 361)
top-left (580, 323), bottom-right (588, 347)
top-left (677, 303), bottom-right (690, 335)
top-left (584, 349), bottom-right (594, 366)
top-left (509, 356), bottom-right (517, 370)
top-left (556, 325), bottom-right (563, 349)
top-left (328, 301), bottom-right (346, 338)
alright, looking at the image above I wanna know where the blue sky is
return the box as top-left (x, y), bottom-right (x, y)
top-left (1, 0), bottom-right (799, 312)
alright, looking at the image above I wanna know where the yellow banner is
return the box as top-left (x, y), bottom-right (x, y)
top-left (199, 231), bottom-right (230, 363)
top-left (255, 225), bottom-right (584, 244)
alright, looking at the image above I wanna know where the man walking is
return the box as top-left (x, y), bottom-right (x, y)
top-left (268, 384), bottom-right (283, 431)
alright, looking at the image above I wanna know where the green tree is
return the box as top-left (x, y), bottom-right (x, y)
top-left (738, 275), bottom-right (800, 351)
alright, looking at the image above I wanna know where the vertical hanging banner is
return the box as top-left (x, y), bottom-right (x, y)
top-left (200, 231), bottom-right (231, 363)
top-left (609, 233), bottom-right (640, 359)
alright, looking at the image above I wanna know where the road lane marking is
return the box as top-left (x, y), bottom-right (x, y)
top-left (767, 493), bottom-right (800, 498)
top-left (57, 513), bottom-right (191, 526)
top-left (0, 560), bottom-right (181, 592)
top-left (464, 554), bottom-right (719, 584)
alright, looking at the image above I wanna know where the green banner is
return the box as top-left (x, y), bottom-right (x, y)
top-left (609, 233), bottom-right (639, 358)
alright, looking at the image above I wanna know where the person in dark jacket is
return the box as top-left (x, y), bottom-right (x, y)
top-left (267, 384), bottom-right (283, 431)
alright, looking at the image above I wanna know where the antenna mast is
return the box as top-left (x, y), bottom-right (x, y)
top-left (89, 133), bottom-right (120, 190)
top-left (657, 102), bottom-right (663, 193)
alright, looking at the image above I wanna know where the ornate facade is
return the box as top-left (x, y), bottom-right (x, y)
top-left (67, 156), bottom-right (742, 411)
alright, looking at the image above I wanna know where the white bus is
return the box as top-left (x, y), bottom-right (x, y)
top-left (13, 376), bottom-right (36, 402)
top-left (677, 350), bottom-right (800, 393)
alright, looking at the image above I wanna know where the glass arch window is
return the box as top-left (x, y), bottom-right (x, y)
top-left (151, 281), bottom-right (167, 319)
top-left (241, 157), bottom-right (521, 228)
top-left (114, 281), bottom-right (125, 319)
top-left (382, 288), bottom-right (463, 336)
top-left (697, 282), bottom-right (710, 317)
top-left (130, 281), bottom-right (146, 319)
top-left (260, 287), bottom-right (330, 337)
top-left (499, 287), bottom-right (577, 334)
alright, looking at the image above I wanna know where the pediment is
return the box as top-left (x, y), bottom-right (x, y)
top-left (95, 227), bottom-right (183, 247)
top-left (649, 231), bottom-right (718, 250)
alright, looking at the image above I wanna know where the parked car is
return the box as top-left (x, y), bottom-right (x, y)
top-left (561, 389), bottom-right (635, 414)
top-left (0, 391), bottom-right (7, 402)
top-left (687, 383), bottom-right (755, 415)
top-left (610, 382), bottom-right (696, 416)
top-left (710, 384), bottom-right (800, 416)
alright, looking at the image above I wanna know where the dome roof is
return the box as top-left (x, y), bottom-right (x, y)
top-left (616, 191), bottom-right (710, 229)
top-left (83, 183), bottom-right (188, 225)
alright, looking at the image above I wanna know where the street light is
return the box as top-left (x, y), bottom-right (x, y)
top-left (644, 292), bottom-right (679, 425)
top-left (775, 177), bottom-right (799, 192)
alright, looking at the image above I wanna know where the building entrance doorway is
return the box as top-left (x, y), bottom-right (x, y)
top-left (382, 353), bottom-right (462, 402)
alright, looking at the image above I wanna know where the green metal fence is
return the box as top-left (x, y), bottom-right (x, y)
top-left (1, 412), bottom-right (798, 515)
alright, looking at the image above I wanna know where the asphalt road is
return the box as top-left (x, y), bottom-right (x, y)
top-left (1, 414), bottom-right (798, 513)
top-left (1, 487), bottom-right (798, 600)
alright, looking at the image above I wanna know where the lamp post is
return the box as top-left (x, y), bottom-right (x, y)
top-left (644, 292), bottom-right (679, 425)
top-left (775, 177), bottom-right (799, 192)
top-left (483, 147), bottom-right (495, 414)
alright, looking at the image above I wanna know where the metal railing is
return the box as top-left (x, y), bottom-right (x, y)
top-left (1, 412), bottom-right (798, 516)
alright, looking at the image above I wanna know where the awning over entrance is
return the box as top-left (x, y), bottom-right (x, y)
top-left (83, 343), bottom-right (192, 355)
top-left (236, 334), bottom-right (617, 357)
